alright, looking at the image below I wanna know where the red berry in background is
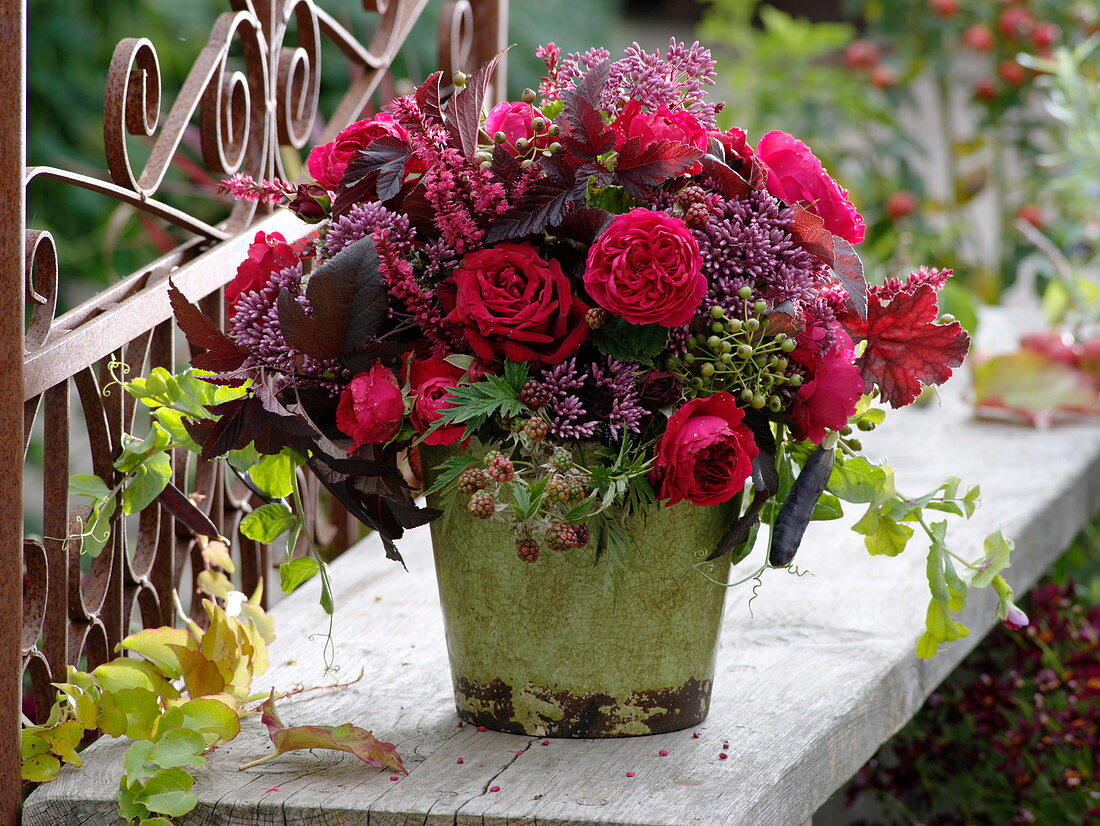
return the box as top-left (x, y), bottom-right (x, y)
top-left (886, 191), bottom-right (919, 222)
top-left (998, 59), bottom-right (1027, 87)
top-left (870, 65), bottom-right (897, 89)
top-left (999, 7), bottom-right (1035, 40)
top-left (930, 0), bottom-right (958, 18)
top-left (974, 77), bottom-right (998, 101)
top-left (1015, 204), bottom-right (1044, 228)
top-left (962, 24), bottom-right (995, 52)
top-left (1030, 22), bottom-right (1059, 49)
top-left (845, 39), bottom-right (881, 71)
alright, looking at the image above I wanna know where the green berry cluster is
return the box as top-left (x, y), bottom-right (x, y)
top-left (667, 289), bottom-right (802, 412)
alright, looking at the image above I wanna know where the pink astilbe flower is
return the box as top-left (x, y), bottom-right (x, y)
top-left (218, 173), bottom-right (295, 205)
top-left (375, 232), bottom-right (463, 356)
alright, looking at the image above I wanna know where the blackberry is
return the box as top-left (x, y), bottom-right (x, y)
top-left (468, 491), bottom-right (496, 519)
top-left (585, 307), bottom-right (610, 330)
top-left (487, 455), bottom-right (515, 482)
top-left (676, 184), bottom-right (707, 207)
top-left (523, 416), bottom-right (549, 442)
top-left (684, 201), bottom-right (711, 228)
top-left (566, 476), bottom-right (590, 502)
top-left (550, 448), bottom-right (573, 472)
top-left (483, 449), bottom-right (505, 466)
top-left (520, 380), bottom-right (551, 410)
top-left (571, 524), bottom-right (590, 548)
top-left (544, 522), bottom-right (576, 551)
top-left (546, 474), bottom-right (572, 503)
top-left (457, 467), bottom-right (488, 495)
top-left (516, 538), bottom-right (540, 563)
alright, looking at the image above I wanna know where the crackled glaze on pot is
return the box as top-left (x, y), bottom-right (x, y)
top-left (422, 444), bottom-right (737, 737)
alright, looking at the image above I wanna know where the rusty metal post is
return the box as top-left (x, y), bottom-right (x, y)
top-left (470, 0), bottom-right (508, 102)
top-left (0, 0), bottom-right (24, 822)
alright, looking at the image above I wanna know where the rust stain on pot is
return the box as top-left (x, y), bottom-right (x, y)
top-left (454, 676), bottom-right (714, 738)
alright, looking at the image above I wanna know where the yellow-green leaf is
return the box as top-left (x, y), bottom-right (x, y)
top-left (134, 766), bottom-right (197, 818)
top-left (21, 752), bottom-right (61, 783)
top-left (93, 658), bottom-right (178, 700)
top-left (119, 627), bottom-right (191, 679)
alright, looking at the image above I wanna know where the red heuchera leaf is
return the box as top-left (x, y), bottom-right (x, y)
top-left (838, 279), bottom-right (970, 408)
top-left (614, 136), bottom-right (703, 199)
top-left (789, 206), bottom-right (867, 318)
top-left (259, 694), bottom-right (406, 775)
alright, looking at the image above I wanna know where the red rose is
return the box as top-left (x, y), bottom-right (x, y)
top-left (335, 364), bottom-right (405, 452)
top-left (307, 113), bottom-right (408, 192)
top-left (445, 243), bottom-right (590, 365)
top-left (584, 209), bottom-right (706, 327)
top-left (612, 99), bottom-right (708, 174)
top-left (756, 131), bottom-right (866, 245)
top-left (708, 126), bottom-right (754, 166)
top-left (651, 393), bottom-right (758, 507)
top-left (484, 101), bottom-right (549, 156)
top-left (225, 231), bottom-right (298, 317)
top-left (409, 357), bottom-right (467, 446)
top-left (789, 325), bottom-right (864, 445)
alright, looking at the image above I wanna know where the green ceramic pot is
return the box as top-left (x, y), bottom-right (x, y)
top-left (422, 443), bottom-right (736, 738)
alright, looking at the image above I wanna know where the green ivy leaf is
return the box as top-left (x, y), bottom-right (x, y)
top-left (249, 450), bottom-right (302, 500)
top-left (117, 775), bottom-right (150, 822)
top-left (173, 698), bottom-right (241, 747)
top-left (122, 452), bottom-right (172, 514)
top-left (279, 557), bottom-right (320, 594)
top-left (811, 491), bottom-right (844, 521)
top-left (591, 317), bottom-right (669, 366)
top-left (145, 728), bottom-right (207, 771)
top-left (21, 752), bottom-right (61, 783)
top-left (69, 474), bottom-right (110, 500)
top-left (134, 766), bottom-right (198, 818)
top-left (240, 503), bottom-right (299, 543)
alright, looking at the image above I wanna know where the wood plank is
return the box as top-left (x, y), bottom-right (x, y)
top-left (24, 307), bottom-right (1100, 826)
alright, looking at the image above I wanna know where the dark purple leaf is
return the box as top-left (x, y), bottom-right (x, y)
top-left (554, 207), bottom-right (614, 246)
top-left (614, 137), bottom-right (703, 199)
top-left (168, 284), bottom-right (247, 374)
top-left (489, 144), bottom-right (522, 187)
top-left (414, 71), bottom-right (445, 125)
top-left (186, 396), bottom-right (315, 462)
top-left (485, 178), bottom-right (587, 243)
top-left (333, 136), bottom-right (411, 217)
top-left (700, 154), bottom-right (752, 200)
top-left (444, 49), bottom-right (509, 160)
top-left (155, 482), bottom-right (222, 540)
top-left (558, 61), bottom-right (615, 161)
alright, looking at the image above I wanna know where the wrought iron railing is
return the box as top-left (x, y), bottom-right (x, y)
top-left (4, 1), bottom-right (506, 821)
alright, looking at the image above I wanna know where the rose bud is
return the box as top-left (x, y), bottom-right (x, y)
top-left (335, 363), bottom-right (405, 452)
top-left (288, 183), bottom-right (330, 223)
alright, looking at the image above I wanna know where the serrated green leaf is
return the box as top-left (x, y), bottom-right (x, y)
top-left (423, 454), bottom-right (481, 496)
top-left (240, 503), bottom-right (298, 543)
top-left (279, 557), bottom-right (320, 594)
top-left (122, 452), bottom-right (172, 514)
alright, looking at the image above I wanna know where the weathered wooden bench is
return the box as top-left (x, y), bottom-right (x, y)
top-left (25, 308), bottom-right (1100, 825)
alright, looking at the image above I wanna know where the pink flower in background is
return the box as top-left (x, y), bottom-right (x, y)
top-left (651, 392), bottom-right (758, 507)
top-left (484, 101), bottom-right (548, 155)
top-left (307, 113), bottom-right (409, 192)
top-left (225, 231), bottom-right (298, 317)
top-left (336, 364), bottom-right (405, 451)
top-left (756, 131), bottom-right (866, 245)
top-left (584, 209), bottom-right (706, 327)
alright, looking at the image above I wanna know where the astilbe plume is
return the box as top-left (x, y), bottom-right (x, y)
top-left (230, 263), bottom-right (342, 385)
top-left (693, 189), bottom-right (831, 317)
top-left (218, 173), bottom-right (295, 204)
top-left (324, 202), bottom-right (413, 259)
top-left (375, 232), bottom-right (463, 356)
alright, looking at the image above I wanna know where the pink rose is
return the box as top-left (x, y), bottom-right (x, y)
top-left (307, 113), bottom-right (408, 192)
top-left (484, 101), bottom-right (549, 156)
top-left (756, 131), bottom-right (866, 245)
top-left (789, 324), bottom-right (864, 444)
top-left (335, 364), bottom-right (405, 452)
top-left (651, 392), bottom-right (758, 507)
top-left (225, 231), bottom-right (298, 318)
top-left (612, 100), bottom-right (708, 173)
top-left (584, 208), bottom-right (706, 327)
top-left (445, 243), bottom-right (590, 365)
top-left (409, 357), bottom-right (467, 446)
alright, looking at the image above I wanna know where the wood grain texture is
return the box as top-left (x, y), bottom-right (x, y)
top-left (25, 308), bottom-right (1100, 826)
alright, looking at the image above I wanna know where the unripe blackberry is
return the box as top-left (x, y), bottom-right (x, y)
top-left (516, 538), bottom-right (540, 563)
top-left (545, 522), bottom-right (576, 551)
top-left (483, 449), bottom-right (505, 466)
top-left (457, 467), bottom-right (488, 495)
top-left (468, 491), bottom-right (496, 519)
top-left (585, 307), bottom-right (610, 329)
top-left (683, 201), bottom-right (711, 228)
top-left (566, 476), bottom-right (589, 502)
top-left (571, 524), bottom-right (590, 548)
top-left (546, 474), bottom-right (572, 503)
top-left (676, 184), bottom-right (707, 207)
top-left (520, 380), bottom-right (551, 410)
top-left (487, 455), bottom-right (515, 482)
top-left (523, 416), bottom-right (549, 442)
top-left (550, 448), bottom-right (573, 472)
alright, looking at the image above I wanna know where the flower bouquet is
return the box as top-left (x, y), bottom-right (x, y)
top-left (174, 40), bottom-right (1022, 737)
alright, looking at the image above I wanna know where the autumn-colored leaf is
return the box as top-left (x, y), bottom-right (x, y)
top-left (839, 282), bottom-right (969, 408)
top-left (257, 694), bottom-right (406, 775)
